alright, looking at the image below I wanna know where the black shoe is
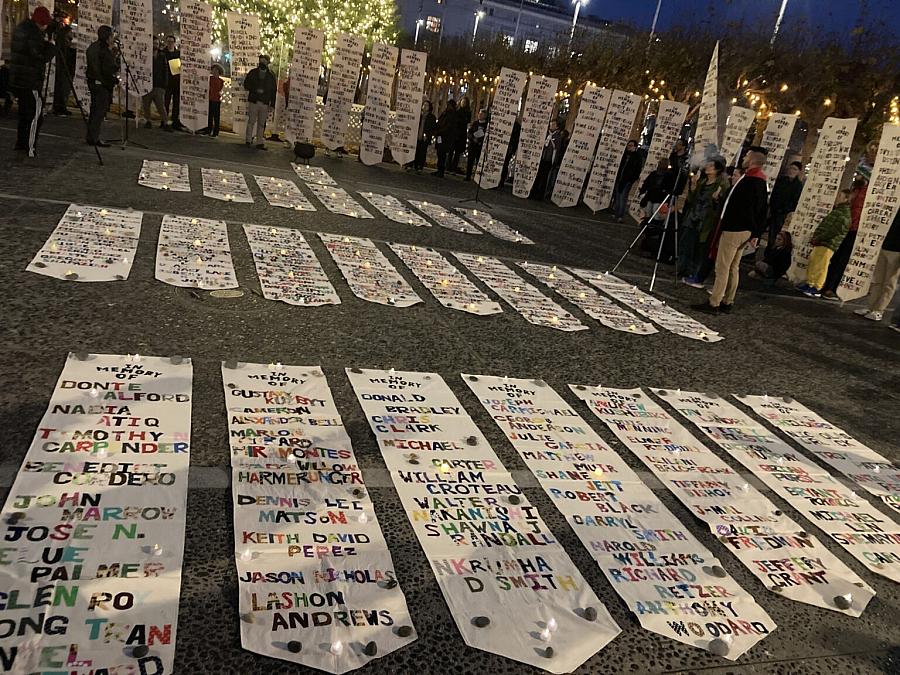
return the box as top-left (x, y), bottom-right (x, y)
top-left (432, 171), bottom-right (444, 177)
top-left (719, 303), bottom-right (733, 314)
top-left (143, 121), bottom-right (152, 129)
top-left (88, 140), bottom-right (111, 147)
top-left (245, 141), bottom-right (252, 147)
top-left (691, 301), bottom-right (720, 314)
top-left (256, 144), bottom-right (267, 150)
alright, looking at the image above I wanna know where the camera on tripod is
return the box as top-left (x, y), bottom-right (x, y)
top-left (46, 9), bottom-right (71, 39)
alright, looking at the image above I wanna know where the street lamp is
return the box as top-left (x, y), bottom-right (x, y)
top-left (569, 0), bottom-right (588, 50)
top-left (473, 10), bottom-right (485, 45)
top-left (414, 18), bottom-right (424, 47)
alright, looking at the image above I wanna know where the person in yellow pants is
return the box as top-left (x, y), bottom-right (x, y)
top-left (796, 189), bottom-right (852, 298)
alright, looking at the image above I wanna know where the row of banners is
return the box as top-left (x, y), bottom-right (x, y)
top-left (2, 357), bottom-right (897, 672)
top-left (25, 203), bottom-right (721, 341)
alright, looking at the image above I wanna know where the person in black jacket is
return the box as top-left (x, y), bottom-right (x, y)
top-left (765, 161), bottom-right (803, 251)
top-left (613, 140), bottom-right (643, 221)
top-left (51, 11), bottom-right (76, 116)
top-left (449, 96), bottom-right (471, 174)
top-left (412, 100), bottom-right (435, 173)
top-left (243, 55), bottom-right (277, 149)
top-left (694, 147), bottom-right (769, 314)
top-left (85, 25), bottom-right (119, 147)
top-left (465, 109), bottom-right (488, 180)
top-left (668, 138), bottom-right (690, 195)
top-left (163, 35), bottom-right (183, 130)
top-left (432, 99), bottom-right (457, 177)
top-left (9, 6), bottom-right (54, 156)
top-left (141, 38), bottom-right (169, 129)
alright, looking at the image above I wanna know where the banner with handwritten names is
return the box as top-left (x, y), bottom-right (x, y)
top-left (719, 106), bottom-right (755, 167)
top-left (119, 0), bottom-right (153, 98)
top-left (582, 90), bottom-right (641, 212)
top-left (0, 352), bottom-right (192, 674)
top-left (628, 100), bottom-right (688, 221)
top-left (513, 75), bottom-right (559, 198)
top-left (293, 164), bottom-right (337, 185)
top-left (456, 207), bottom-right (533, 243)
top-left (551, 86), bottom-right (610, 208)
top-left (243, 224), bottom-right (339, 306)
top-left (179, 0), bottom-right (212, 132)
top-left (321, 34), bottom-right (364, 150)
top-left (786, 117), bottom-right (858, 282)
top-left (408, 201), bottom-right (481, 234)
top-left (839, 124), bottom-right (900, 300)
top-left (156, 214), bottom-right (238, 289)
top-left (693, 42), bottom-right (720, 158)
top-left (285, 27), bottom-right (324, 144)
top-left (319, 234), bottom-right (420, 306)
top-left (359, 43), bottom-right (398, 166)
top-left (307, 184), bottom-right (373, 218)
top-left (359, 192), bottom-right (431, 226)
top-left (454, 254), bottom-right (586, 332)
top-left (389, 50), bottom-right (427, 166)
top-left (253, 176), bottom-right (316, 211)
top-left (27, 204), bottom-right (141, 282)
top-left (347, 368), bottom-right (621, 673)
top-left (139, 160), bottom-right (191, 191)
top-left (477, 68), bottom-right (527, 190)
top-left (390, 244), bottom-right (502, 315)
top-left (760, 113), bottom-right (798, 191)
top-left (72, 0), bottom-right (112, 104)
top-left (226, 12), bottom-right (261, 137)
top-left (201, 167), bottom-right (254, 203)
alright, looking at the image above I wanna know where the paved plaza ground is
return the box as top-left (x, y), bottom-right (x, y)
top-left (0, 115), bottom-right (898, 674)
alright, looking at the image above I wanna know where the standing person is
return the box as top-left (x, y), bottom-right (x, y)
top-left (795, 189), bottom-right (852, 298)
top-left (668, 138), bottom-right (690, 196)
top-left (685, 165), bottom-right (745, 288)
top-left (545, 126), bottom-right (569, 198)
top-left (450, 96), bottom-right (471, 174)
top-left (530, 117), bottom-right (561, 200)
top-left (854, 209), bottom-right (900, 323)
top-left (765, 161), bottom-right (804, 251)
top-left (612, 140), bottom-right (643, 222)
top-left (51, 10), bottom-right (75, 116)
top-left (412, 100), bottom-right (435, 173)
top-left (9, 6), bottom-right (54, 156)
top-left (163, 35), bottom-right (183, 130)
top-left (693, 147), bottom-right (769, 314)
top-left (500, 118), bottom-right (521, 186)
top-left (432, 99), bottom-right (457, 177)
top-left (205, 64), bottom-right (224, 137)
top-left (677, 158), bottom-right (728, 278)
top-left (637, 158), bottom-right (673, 222)
top-left (142, 38), bottom-right (169, 129)
top-left (821, 177), bottom-right (868, 300)
top-left (465, 109), bottom-right (488, 181)
top-left (243, 54), bottom-right (277, 149)
top-left (85, 25), bottom-right (119, 148)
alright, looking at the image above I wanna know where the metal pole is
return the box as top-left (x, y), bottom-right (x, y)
top-left (648, 0), bottom-right (662, 45)
top-left (569, 1), bottom-right (581, 50)
top-left (770, 0), bottom-right (789, 45)
top-left (513, 0), bottom-right (525, 45)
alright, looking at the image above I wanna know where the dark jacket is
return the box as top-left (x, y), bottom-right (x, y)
top-left (668, 149), bottom-right (689, 195)
top-left (617, 149), bottom-right (643, 185)
top-left (244, 66), bottom-right (277, 106)
top-left (720, 169), bottom-right (768, 237)
top-left (9, 19), bottom-right (54, 90)
top-left (152, 49), bottom-right (169, 89)
top-left (434, 106), bottom-right (457, 146)
top-left (769, 175), bottom-right (803, 216)
top-left (85, 39), bottom-right (119, 91)
top-left (419, 111), bottom-right (436, 142)
top-left (455, 104), bottom-right (471, 149)
top-left (164, 48), bottom-right (180, 82)
top-left (764, 243), bottom-right (793, 279)
top-left (467, 118), bottom-right (488, 150)
top-left (639, 169), bottom-right (674, 206)
top-left (883, 209), bottom-right (900, 253)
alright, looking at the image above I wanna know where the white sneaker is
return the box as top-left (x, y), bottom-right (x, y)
top-left (864, 311), bottom-right (883, 321)
top-left (889, 324), bottom-right (900, 334)
top-left (854, 307), bottom-right (872, 316)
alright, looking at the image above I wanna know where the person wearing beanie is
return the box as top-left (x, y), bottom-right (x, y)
top-left (9, 6), bottom-right (54, 156)
top-left (85, 24), bottom-right (120, 147)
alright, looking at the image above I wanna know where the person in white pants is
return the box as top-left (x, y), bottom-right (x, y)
top-left (242, 55), bottom-right (276, 150)
top-left (855, 209), bottom-right (900, 324)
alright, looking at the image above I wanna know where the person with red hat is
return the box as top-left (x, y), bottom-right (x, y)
top-left (9, 5), bottom-right (55, 157)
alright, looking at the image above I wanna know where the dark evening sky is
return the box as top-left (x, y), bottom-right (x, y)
top-left (586, 0), bottom-right (900, 37)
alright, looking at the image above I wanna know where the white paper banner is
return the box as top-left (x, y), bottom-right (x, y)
top-left (628, 100), bottom-right (689, 221)
top-left (455, 254), bottom-right (586, 332)
top-left (390, 244), bottom-right (502, 315)
top-left (360, 192), bottom-right (431, 226)
top-left (359, 43), bottom-right (398, 166)
top-left (156, 214), bottom-right (238, 289)
top-left (72, 0), bottom-right (112, 105)
top-left (347, 368), bottom-right (621, 673)
top-left (243, 224), bottom-right (339, 306)
top-left (787, 117), bottom-right (858, 281)
top-left (408, 201), bottom-right (481, 234)
top-left (285, 27), bottom-right (324, 144)
top-left (477, 68), bottom-right (528, 190)
top-left (307, 183), bottom-right (373, 218)
top-left (720, 106), bottom-right (756, 168)
top-left (569, 269), bottom-right (722, 342)
top-left (179, 0), bottom-right (212, 132)
top-left (222, 362), bottom-right (417, 671)
top-left (293, 164), bottom-right (337, 185)
top-left (738, 394), bottom-right (900, 518)
top-left (201, 167), bottom-right (254, 203)
top-left (253, 175), bottom-right (316, 210)
top-left (551, 86), bottom-right (611, 208)
top-left (226, 12), bottom-right (261, 137)
top-left (389, 49), bottom-right (427, 166)
top-left (513, 75), bottom-right (559, 198)
top-left (456, 207), bottom-right (534, 243)
top-left (27, 204), bottom-right (141, 282)
top-left (119, 0), bottom-right (154, 98)
top-left (760, 113), bottom-right (798, 191)
top-left (582, 90), bottom-right (641, 212)
top-left (463, 374), bottom-right (773, 660)
top-left (319, 234), bottom-right (420, 306)
top-left (694, 42), bottom-right (720, 156)
top-left (839, 124), bottom-right (900, 300)
top-left (520, 263), bottom-right (656, 334)
top-left (139, 159), bottom-right (191, 191)
top-left (0, 352), bottom-right (192, 674)
top-left (321, 33), bottom-right (364, 150)
top-left (664, 390), bottom-right (899, 584)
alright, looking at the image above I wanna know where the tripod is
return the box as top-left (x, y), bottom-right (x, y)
top-left (106, 42), bottom-right (148, 150)
top-left (611, 160), bottom-right (689, 293)
top-left (460, 113), bottom-right (494, 209)
top-left (45, 40), bottom-right (103, 165)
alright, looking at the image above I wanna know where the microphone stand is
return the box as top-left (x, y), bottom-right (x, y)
top-left (106, 40), bottom-right (148, 149)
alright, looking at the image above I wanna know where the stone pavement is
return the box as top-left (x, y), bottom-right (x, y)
top-left (0, 115), bottom-right (898, 674)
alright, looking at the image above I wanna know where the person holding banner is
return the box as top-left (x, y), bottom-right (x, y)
top-left (85, 25), bottom-right (120, 148)
top-left (9, 6), bottom-right (54, 157)
top-left (465, 109), bottom-right (488, 181)
top-left (432, 99), bottom-right (457, 177)
top-left (412, 100), bottom-right (436, 173)
top-left (613, 140), bottom-right (644, 222)
top-left (243, 55), bottom-right (277, 149)
top-left (821, 177), bottom-right (868, 300)
top-left (765, 161), bottom-right (804, 252)
top-left (795, 189), bottom-right (852, 298)
top-left (163, 35), bottom-right (183, 131)
top-left (854, 209), bottom-right (900, 324)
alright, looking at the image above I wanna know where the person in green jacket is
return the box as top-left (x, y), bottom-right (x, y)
top-left (677, 158), bottom-right (729, 278)
top-left (796, 189), bottom-right (852, 297)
